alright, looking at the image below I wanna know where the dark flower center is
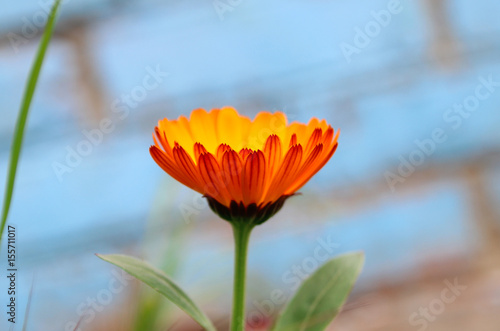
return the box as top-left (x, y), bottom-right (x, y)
top-left (204, 195), bottom-right (293, 225)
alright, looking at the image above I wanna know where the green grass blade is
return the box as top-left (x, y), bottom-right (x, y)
top-left (22, 275), bottom-right (36, 331)
top-left (0, 0), bottom-right (62, 245)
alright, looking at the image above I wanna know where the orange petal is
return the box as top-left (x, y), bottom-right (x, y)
top-left (265, 144), bottom-right (303, 202)
top-left (154, 126), bottom-right (172, 156)
top-left (248, 112), bottom-right (287, 151)
top-left (216, 143), bottom-right (232, 162)
top-left (216, 107), bottom-right (251, 151)
top-left (325, 127), bottom-right (340, 149)
top-left (150, 146), bottom-right (202, 194)
top-left (194, 142), bottom-right (208, 162)
top-left (172, 145), bottom-right (203, 192)
top-left (284, 123), bottom-right (306, 147)
top-left (189, 108), bottom-right (219, 154)
top-left (289, 133), bottom-right (298, 147)
top-left (152, 132), bottom-right (160, 149)
top-left (263, 134), bottom-right (282, 180)
top-left (304, 128), bottom-right (323, 155)
top-left (287, 142), bottom-right (338, 194)
top-left (286, 143), bottom-right (324, 193)
top-left (221, 150), bottom-right (244, 202)
top-left (159, 116), bottom-right (195, 158)
top-left (242, 150), bottom-right (267, 205)
top-left (321, 126), bottom-right (334, 147)
top-left (198, 152), bottom-right (230, 205)
top-left (287, 128), bottom-right (339, 193)
top-left (239, 148), bottom-right (252, 162)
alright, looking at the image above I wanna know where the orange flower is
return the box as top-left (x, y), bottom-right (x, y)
top-left (150, 107), bottom-right (339, 224)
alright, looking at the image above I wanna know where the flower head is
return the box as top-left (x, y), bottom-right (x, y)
top-left (150, 107), bottom-right (338, 224)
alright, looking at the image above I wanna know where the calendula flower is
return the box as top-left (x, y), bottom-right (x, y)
top-left (150, 107), bottom-right (338, 224)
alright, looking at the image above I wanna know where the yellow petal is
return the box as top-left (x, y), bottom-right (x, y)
top-left (189, 108), bottom-right (220, 155)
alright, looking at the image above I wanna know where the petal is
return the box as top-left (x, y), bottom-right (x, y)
top-left (289, 133), bottom-right (298, 147)
top-left (322, 126), bottom-right (334, 146)
top-left (304, 128), bottom-right (323, 155)
top-left (287, 128), bottom-right (339, 193)
top-left (154, 126), bottom-right (173, 156)
top-left (320, 128), bottom-right (339, 159)
top-left (284, 123), bottom-right (306, 148)
top-left (172, 145), bottom-right (203, 191)
top-left (263, 134), bottom-right (282, 179)
top-left (152, 131), bottom-right (160, 149)
top-left (286, 142), bottom-right (338, 194)
top-left (324, 127), bottom-right (340, 150)
top-left (239, 148), bottom-right (252, 162)
top-left (248, 112), bottom-right (288, 151)
top-left (150, 146), bottom-right (202, 194)
top-left (194, 142), bottom-right (208, 162)
top-left (198, 152), bottom-right (231, 205)
top-left (265, 144), bottom-right (303, 202)
top-left (221, 150), bottom-right (244, 202)
top-left (189, 108), bottom-right (219, 154)
top-left (216, 107), bottom-right (251, 151)
top-left (216, 143), bottom-right (232, 162)
top-left (242, 150), bottom-right (267, 205)
top-left (158, 116), bottom-right (196, 158)
top-left (305, 118), bottom-right (320, 138)
top-left (286, 143), bottom-right (324, 193)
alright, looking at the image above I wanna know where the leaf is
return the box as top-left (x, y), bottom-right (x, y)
top-left (272, 252), bottom-right (364, 331)
top-left (97, 254), bottom-right (217, 331)
top-left (133, 223), bottom-right (188, 331)
top-left (0, 0), bottom-right (62, 246)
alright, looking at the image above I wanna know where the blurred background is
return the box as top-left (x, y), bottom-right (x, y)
top-left (1, 0), bottom-right (500, 330)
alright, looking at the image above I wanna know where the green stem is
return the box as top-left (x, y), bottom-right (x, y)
top-left (231, 222), bottom-right (254, 331)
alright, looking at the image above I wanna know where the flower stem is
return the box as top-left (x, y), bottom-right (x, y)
top-left (231, 222), bottom-right (254, 331)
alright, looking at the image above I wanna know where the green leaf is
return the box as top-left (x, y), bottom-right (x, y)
top-left (97, 254), bottom-right (217, 331)
top-left (133, 222), bottom-right (188, 331)
top-left (272, 252), bottom-right (364, 331)
top-left (0, 0), bottom-right (62, 246)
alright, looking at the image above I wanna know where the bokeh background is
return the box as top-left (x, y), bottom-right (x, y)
top-left (1, 0), bottom-right (500, 330)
